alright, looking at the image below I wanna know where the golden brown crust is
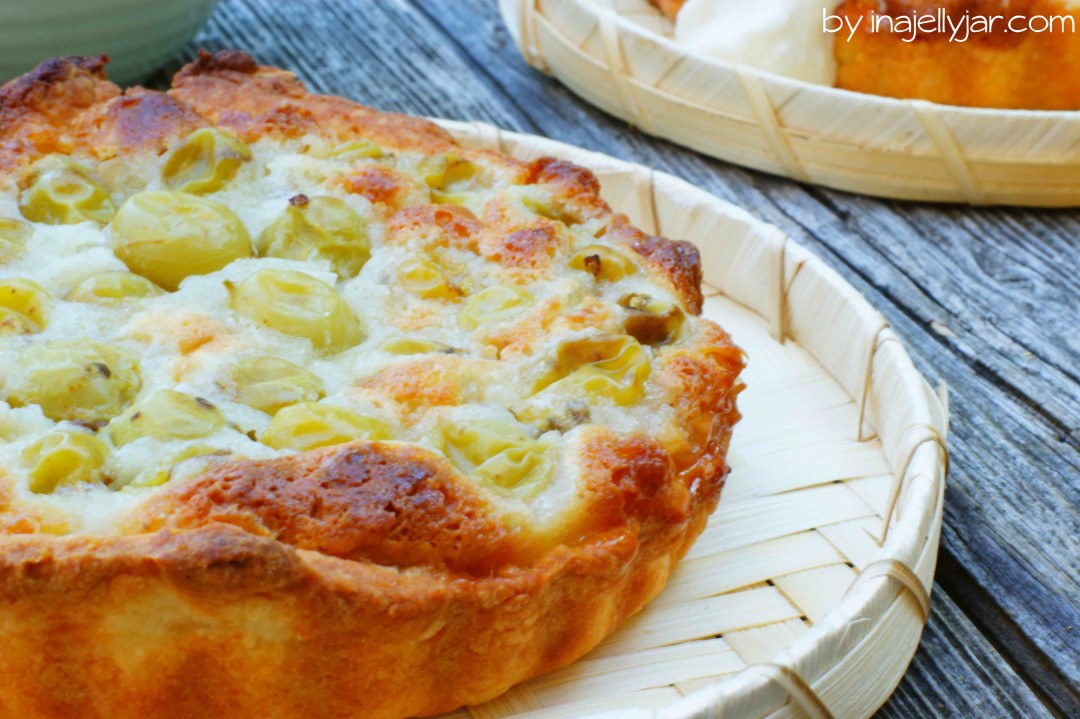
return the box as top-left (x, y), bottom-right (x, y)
top-left (0, 520), bottom-right (690, 719)
top-left (170, 50), bottom-right (456, 151)
top-left (655, 321), bottom-right (744, 473)
top-left (484, 222), bottom-right (567, 271)
top-left (835, 0), bottom-right (1080, 109)
top-left (0, 51), bottom-right (743, 718)
top-left (520, 158), bottom-right (705, 311)
top-left (0, 424), bottom-right (730, 718)
top-left (526, 156), bottom-right (609, 221)
top-left (0, 55), bottom-right (118, 173)
top-left (132, 442), bottom-right (521, 574)
top-left (608, 214), bottom-right (705, 314)
top-left (387, 203), bottom-right (485, 252)
top-left (358, 356), bottom-right (475, 414)
top-left (337, 163), bottom-right (416, 208)
top-left (0, 48), bottom-right (706, 311)
top-left (81, 88), bottom-right (208, 159)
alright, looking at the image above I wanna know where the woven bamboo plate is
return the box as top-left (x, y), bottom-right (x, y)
top-left (430, 119), bottom-right (949, 719)
top-left (499, 0), bottom-right (1080, 207)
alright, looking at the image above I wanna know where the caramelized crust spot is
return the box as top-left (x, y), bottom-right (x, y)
top-left (176, 49), bottom-right (262, 77)
top-left (576, 433), bottom-right (690, 540)
top-left (0, 55), bottom-right (119, 171)
top-left (483, 222), bottom-right (565, 270)
top-left (386, 204), bottom-right (483, 252)
top-left (338, 164), bottom-right (411, 207)
top-left (491, 296), bottom-right (615, 357)
top-left (0, 55), bottom-right (113, 122)
top-left (654, 322), bottom-right (744, 482)
top-left (358, 358), bottom-right (465, 412)
top-left (526, 157), bottom-right (609, 220)
top-left (81, 89), bottom-right (207, 158)
top-left (133, 442), bottom-right (516, 574)
top-left (607, 215), bottom-right (704, 313)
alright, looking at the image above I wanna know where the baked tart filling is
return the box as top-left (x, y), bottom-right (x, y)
top-left (0, 52), bottom-right (742, 718)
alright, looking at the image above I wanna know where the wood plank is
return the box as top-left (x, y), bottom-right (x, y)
top-left (760, 192), bottom-right (1080, 716)
top-left (878, 587), bottom-right (1054, 718)
top-left (147, 0), bottom-right (1076, 715)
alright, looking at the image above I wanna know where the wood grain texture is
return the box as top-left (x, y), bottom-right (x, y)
top-left (889, 585), bottom-right (1054, 718)
top-left (143, 0), bottom-right (1078, 715)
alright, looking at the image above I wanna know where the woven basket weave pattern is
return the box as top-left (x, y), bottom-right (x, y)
top-left (502, 0), bottom-right (1080, 207)
top-left (430, 121), bottom-right (948, 719)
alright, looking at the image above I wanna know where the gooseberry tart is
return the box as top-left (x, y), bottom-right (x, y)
top-left (0, 51), bottom-right (743, 718)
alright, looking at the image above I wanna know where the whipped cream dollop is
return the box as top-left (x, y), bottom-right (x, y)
top-left (673, 0), bottom-right (837, 85)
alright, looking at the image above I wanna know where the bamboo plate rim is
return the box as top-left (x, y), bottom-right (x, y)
top-left (497, 0), bottom-right (1080, 207)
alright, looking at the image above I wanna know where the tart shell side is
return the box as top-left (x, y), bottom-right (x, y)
top-left (0, 426), bottom-right (727, 719)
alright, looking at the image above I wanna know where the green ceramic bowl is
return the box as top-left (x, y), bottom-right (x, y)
top-left (0, 0), bottom-right (218, 86)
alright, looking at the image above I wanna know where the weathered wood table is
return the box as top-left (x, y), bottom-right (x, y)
top-left (153, 1), bottom-right (1079, 715)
